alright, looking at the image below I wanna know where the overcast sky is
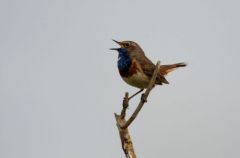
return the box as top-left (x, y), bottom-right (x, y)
top-left (1, 0), bottom-right (240, 158)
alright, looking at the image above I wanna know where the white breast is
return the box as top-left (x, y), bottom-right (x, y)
top-left (122, 70), bottom-right (150, 89)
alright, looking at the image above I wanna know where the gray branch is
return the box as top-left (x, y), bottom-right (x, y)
top-left (114, 61), bottom-right (161, 158)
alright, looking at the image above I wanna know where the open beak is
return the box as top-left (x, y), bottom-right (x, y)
top-left (109, 48), bottom-right (119, 50)
top-left (112, 39), bottom-right (122, 45)
top-left (110, 39), bottom-right (123, 51)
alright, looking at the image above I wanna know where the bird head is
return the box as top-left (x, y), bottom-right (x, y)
top-left (110, 39), bottom-right (143, 54)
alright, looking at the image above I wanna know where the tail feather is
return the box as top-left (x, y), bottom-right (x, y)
top-left (159, 62), bottom-right (187, 75)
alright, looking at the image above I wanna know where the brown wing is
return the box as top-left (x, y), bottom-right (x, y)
top-left (138, 55), bottom-right (169, 85)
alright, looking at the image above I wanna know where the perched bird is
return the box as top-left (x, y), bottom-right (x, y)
top-left (110, 40), bottom-right (186, 97)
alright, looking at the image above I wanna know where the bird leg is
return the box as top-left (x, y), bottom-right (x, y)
top-left (129, 89), bottom-right (144, 100)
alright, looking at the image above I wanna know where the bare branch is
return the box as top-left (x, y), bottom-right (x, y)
top-left (114, 61), bottom-right (161, 158)
top-left (122, 61), bottom-right (160, 129)
top-left (121, 92), bottom-right (129, 119)
top-left (115, 113), bottom-right (136, 158)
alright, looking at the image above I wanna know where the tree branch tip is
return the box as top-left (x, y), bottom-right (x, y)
top-left (114, 113), bottom-right (120, 118)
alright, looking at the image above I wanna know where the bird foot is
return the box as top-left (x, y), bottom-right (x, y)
top-left (141, 94), bottom-right (147, 103)
top-left (123, 97), bottom-right (129, 109)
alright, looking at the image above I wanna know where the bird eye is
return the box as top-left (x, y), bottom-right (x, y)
top-left (125, 43), bottom-right (130, 47)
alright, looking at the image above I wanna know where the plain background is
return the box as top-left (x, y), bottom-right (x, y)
top-left (1, 0), bottom-right (240, 158)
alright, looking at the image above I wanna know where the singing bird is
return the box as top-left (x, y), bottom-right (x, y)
top-left (110, 40), bottom-right (186, 96)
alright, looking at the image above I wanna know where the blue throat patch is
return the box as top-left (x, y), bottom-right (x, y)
top-left (117, 48), bottom-right (131, 72)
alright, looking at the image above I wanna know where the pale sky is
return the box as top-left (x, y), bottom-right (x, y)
top-left (1, 0), bottom-right (240, 158)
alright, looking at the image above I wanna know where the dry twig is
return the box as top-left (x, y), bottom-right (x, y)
top-left (114, 61), bottom-right (161, 158)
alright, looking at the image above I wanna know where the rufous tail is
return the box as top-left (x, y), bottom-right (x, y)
top-left (159, 62), bottom-right (187, 76)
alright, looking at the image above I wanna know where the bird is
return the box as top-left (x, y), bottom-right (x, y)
top-left (110, 39), bottom-right (186, 98)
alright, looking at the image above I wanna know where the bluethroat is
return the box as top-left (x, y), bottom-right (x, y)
top-left (110, 40), bottom-right (186, 98)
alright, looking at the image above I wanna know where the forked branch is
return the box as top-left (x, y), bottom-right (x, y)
top-left (114, 61), bottom-right (161, 158)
